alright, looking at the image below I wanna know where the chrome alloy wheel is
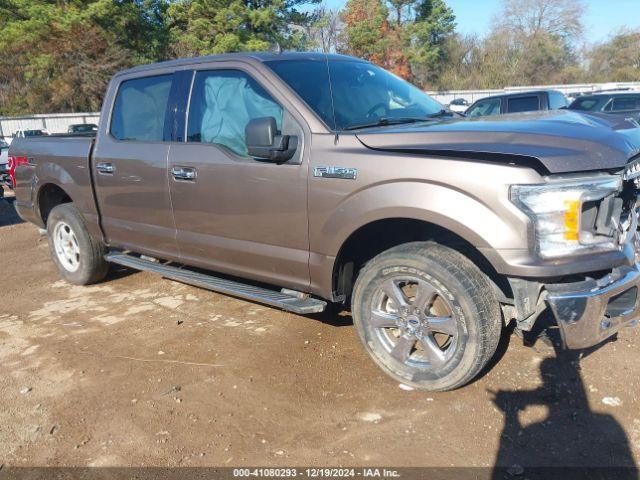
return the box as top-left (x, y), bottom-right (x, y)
top-left (53, 221), bottom-right (81, 273)
top-left (370, 277), bottom-right (459, 369)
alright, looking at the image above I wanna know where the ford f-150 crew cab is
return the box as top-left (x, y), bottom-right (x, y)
top-left (10, 52), bottom-right (640, 391)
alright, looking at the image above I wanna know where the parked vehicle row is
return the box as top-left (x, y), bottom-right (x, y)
top-left (9, 52), bottom-right (640, 391)
top-left (446, 90), bottom-right (570, 117)
top-left (2, 125), bottom-right (98, 147)
top-left (12, 129), bottom-right (48, 139)
top-left (465, 90), bottom-right (569, 117)
top-left (568, 92), bottom-right (640, 120)
top-left (447, 90), bottom-right (640, 121)
top-left (68, 123), bottom-right (98, 134)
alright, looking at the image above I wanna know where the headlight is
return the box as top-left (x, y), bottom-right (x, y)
top-left (511, 175), bottom-right (622, 258)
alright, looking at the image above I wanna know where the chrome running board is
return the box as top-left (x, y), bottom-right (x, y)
top-left (105, 252), bottom-right (326, 315)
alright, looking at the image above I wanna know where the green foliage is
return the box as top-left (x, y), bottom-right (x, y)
top-left (341, 0), bottom-right (455, 83)
top-left (1, 0), bottom-right (638, 115)
top-left (0, 0), bottom-right (318, 115)
top-left (408, 0), bottom-right (456, 85)
top-left (341, 0), bottom-right (390, 61)
top-left (0, 0), bottom-right (169, 115)
top-left (166, 0), bottom-right (318, 56)
top-left (588, 30), bottom-right (640, 82)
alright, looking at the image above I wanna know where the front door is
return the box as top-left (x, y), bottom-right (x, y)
top-left (93, 72), bottom-right (179, 259)
top-left (167, 67), bottom-right (310, 290)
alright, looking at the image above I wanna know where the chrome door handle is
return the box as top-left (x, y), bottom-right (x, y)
top-left (171, 166), bottom-right (197, 181)
top-left (96, 162), bottom-right (115, 174)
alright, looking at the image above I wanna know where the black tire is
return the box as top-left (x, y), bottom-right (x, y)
top-left (46, 203), bottom-right (108, 285)
top-left (351, 241), bottom-right (502, 391)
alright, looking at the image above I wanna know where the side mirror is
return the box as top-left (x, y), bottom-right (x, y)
top-left (245, 117), bottom-right (298, 163)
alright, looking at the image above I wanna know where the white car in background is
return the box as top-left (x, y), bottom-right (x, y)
top-left (13, 129), bottom-right (48, 139)
top-left (447, 98), bottom-right (470, 113)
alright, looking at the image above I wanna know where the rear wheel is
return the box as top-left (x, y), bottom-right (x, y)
top-left (351, 241), bottom-right (502, 391)
top-left (47, 204), bottom-right (108, 285)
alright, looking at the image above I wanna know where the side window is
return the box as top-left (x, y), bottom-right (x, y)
top-left (187, 70), bottom-right (283, 157)
top-left (110, 75), bottom-right (173, 141)
top-left (507, 96), bottom-right (540, 113)
top-left (467, 98), bottom-right (501, 117)
top-left (611, 97), bottom-right (639, 111)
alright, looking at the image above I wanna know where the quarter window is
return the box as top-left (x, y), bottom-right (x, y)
top-left (187, 70), bottom-right (283, 157)
top-left (110, 75), bottom-right (173, 141)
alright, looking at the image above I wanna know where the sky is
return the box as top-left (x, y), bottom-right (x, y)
top-left (319, 0), bottom-right (640, 43)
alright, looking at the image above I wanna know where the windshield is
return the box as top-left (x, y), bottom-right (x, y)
top-left (266, 58), bottom-right (444, 130)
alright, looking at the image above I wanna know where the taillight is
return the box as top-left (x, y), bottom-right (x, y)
top-left (8, 155), bottom-right (27, 188)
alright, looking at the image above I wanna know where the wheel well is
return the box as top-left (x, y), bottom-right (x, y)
top-left (38, 184), bottom-right (72, 225)
top-left (332, 218), bottom-right (512, 304)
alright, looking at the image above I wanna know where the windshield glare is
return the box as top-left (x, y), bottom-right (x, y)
top-left (267, 58), bottom-right (444, 130)
top-left (328, 61), bottom-right (443, 129)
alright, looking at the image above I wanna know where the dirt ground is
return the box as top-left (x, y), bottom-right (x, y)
top-left (1, 194), bottom-right (639, 473)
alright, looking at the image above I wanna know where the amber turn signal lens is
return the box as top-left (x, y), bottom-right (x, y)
top-left (563, 199), bottom-right (580, 241)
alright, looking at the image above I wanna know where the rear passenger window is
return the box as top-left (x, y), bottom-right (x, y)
top-left (507, 96), bottom-right (540, 113)
top-left (611, 97), bottom-right (639, 111)
top-left (110, 75), bottom-right (173, 142)
top-left (187, 70), bottom-right (283, 157)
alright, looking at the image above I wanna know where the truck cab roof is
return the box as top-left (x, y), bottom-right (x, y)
top-left (116, 52), bottom-right (362, 78)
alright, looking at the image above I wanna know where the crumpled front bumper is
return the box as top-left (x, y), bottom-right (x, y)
top-left (546, 264), bottom-right (640, 349)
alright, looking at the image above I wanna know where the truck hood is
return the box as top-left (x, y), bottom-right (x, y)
top-left (355, 110), bottom-right (640, 174)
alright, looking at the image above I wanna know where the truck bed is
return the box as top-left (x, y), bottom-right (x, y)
top-left (9, 135), bottom-right (101, 234)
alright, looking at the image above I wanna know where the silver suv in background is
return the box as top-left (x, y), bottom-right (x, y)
top-left (465, 90), bottom-right (569, 117)
top-left (568, 92), bottom-right (640, 121)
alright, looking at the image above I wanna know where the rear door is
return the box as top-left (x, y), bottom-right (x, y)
top-left (93, 71), bottom-right (179, 259)
top-left (166, 63), bottom-right (311, 291)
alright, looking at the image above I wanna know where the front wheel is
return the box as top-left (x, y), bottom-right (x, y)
top-left (351, 242), bottom-right (502, 391)
top-left (47, 203), bottom-right (108, 285)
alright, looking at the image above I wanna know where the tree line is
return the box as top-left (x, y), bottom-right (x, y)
top-left (0, 0), bottom-right (639, 116)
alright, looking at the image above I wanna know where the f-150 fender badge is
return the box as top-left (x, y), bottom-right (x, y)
top-left (313, 166), bottom-right (358, 180)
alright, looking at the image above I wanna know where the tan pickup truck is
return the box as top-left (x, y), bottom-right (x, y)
top-left (10, 52), bottom-right (640, 391)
